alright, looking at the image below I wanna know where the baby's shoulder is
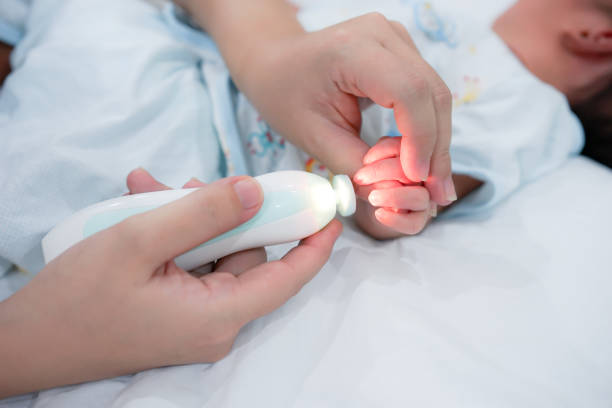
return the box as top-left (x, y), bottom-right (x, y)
top-left (430, 30), bottom-right (565, 114)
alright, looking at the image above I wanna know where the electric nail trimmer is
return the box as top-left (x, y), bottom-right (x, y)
top-left (42, 171), bottom-right (356, 270)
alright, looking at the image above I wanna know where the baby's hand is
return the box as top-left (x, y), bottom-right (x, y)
top-left (353, 137), bottom-right (437, 236)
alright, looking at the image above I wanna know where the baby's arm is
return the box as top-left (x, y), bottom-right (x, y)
top-left (353, 137), bottom-right (482, 240)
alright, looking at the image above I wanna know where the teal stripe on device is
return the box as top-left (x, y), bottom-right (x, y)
top-left (83, 206), bottom-right (157, 238)
top-left (193, 189), bottom-right (309, 249)
top-left (82, 190), bottom-right (307, 245)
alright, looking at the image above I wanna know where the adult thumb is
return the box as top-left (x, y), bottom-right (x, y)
top-left (117, 176), bottom-right (263, 269)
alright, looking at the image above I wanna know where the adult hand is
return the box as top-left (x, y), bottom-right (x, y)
top-left (125, 169), bottom-right (269, 275)
top-left (245, 14), bottom-right (456, 207)
top-left (179, 1), bottom-right (457, 206)
top-left (0, 169), bottom-right (341, 398)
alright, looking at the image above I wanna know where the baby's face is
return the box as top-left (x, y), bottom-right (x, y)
top-left (560, 0), bottom-right (612, 103)
top-left (495, 0), bottom-right (612, 104)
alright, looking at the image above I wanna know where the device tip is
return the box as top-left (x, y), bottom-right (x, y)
top-left (332, 175), bottom-right (356, 217)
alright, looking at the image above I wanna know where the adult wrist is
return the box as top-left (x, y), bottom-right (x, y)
top-left (174, 0), bottom-right (305, 91)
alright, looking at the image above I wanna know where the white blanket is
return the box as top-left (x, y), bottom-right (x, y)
top-left (2, 156), bottom-right (611, 407)
top-left (1, 0), bottom-right (610, 405)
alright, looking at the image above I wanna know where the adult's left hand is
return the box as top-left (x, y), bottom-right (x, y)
top-left (241, 14), bottom-right (456, 208)
top-left (178, 0), bottom-right (457, 207)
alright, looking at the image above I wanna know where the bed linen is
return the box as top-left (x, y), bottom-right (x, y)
top-left (1, 0), bottom-right (610, 406)
top-left (1, 156), bottom-right (611, 408)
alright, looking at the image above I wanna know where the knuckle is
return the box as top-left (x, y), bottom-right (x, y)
top-left (389, 20), bottom-right (404, 31)
top-left (198, 185), bottom-right (242, 230)
top-left (413, 189), bottom-right (430, 209)
top-left (116, 215), bottom-right (148, 253)
top-left (364, 11), bottom-right (388, 26)
top-left (432, 148), bottom-right (452, 174)
top-left (330, 26), bottom-right (352, 47)
top-left (435, 147), bottom-right (451, 162)
top-left (270, 260), bottom-right (304, 298)
top-left (193, 323), bottom-right (239, 362)
top-left (406, 75), bottom-right (431, 99)
top-left (433, 83), bottom-right (452, 109)
top-left (208, 342), bottom-right (234, 362)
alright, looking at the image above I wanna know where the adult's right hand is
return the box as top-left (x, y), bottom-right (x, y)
top-left (0, 171), bottom-right (341, 398)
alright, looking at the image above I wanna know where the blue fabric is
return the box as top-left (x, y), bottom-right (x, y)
top-left (0, 0), bottom-right (29, 45)
top-left (0, 0), bottom-right (224, 274)
top-left (0, 19), bottom-right (23, 45)
top-left (309, 4), bottom-right (584, 218)
top-left (162, 3), bottom-right (249, 177)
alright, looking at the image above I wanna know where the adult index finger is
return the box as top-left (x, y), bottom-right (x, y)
top-left (231, 220), bottom-right (342, 323)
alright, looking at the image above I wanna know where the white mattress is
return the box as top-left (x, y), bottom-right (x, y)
top-left (1, 0), bottom-right (610, 405)
top-left (2, 156), bottom-right (611, 407)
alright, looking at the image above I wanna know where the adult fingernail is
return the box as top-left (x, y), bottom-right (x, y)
top-left (429, 202), bottom-right (438, 218)
top-left (443, 177), bottom-right (457, 202)
top-left (233, 178), bottom-right (262, 210)
top-left (418, 160), bottom-right (430, 182)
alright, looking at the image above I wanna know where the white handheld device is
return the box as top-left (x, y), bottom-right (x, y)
top-left (42, 171), bottom-right (356, 270)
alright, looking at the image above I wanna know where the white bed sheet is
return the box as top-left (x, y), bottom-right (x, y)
top-left (1, 0), bottom-right (610, 405)
top-left (2, 156), bottom-right (610, 407)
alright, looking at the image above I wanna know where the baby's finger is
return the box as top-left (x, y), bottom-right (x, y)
top-left (374, 208), bottom-right (429, 235)
top-left (353, 158), bottom-right (411, 185)
top-left (368, 186), bottom-right (429, 211)
top-left (363, 137), bottom-right (401, 165)
top-left (355, 180), bottom-right (403, 201)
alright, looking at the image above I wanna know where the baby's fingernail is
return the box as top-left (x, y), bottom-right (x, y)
top-left (374, 208), bottom-right (385, 221)
top-left (368, 190), bottom-right (382, 206)
top-left (353, 171), bottom-right (365, 184)
top-left (233, 178), bottom-right (262, 210)
top-left (429, 202), bottom-right (438, 218)
top-left (443, 177), bottom-right (457, 202)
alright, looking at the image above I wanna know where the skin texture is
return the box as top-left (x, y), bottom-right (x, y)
top-left (8, 0), bottom-right (611, 395)
top-left (494, 0), bottom-right (612, 105)
top-left (353, 137), bottom-right (482, 239)
top-left (0, 1), bottom-right (460, 396)
top-left (354, 0), bottom-right (612, 238)
top-left (0, 170), bottom-right (341, 397)
top-left (176, 0), bottom-right (458, 223)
